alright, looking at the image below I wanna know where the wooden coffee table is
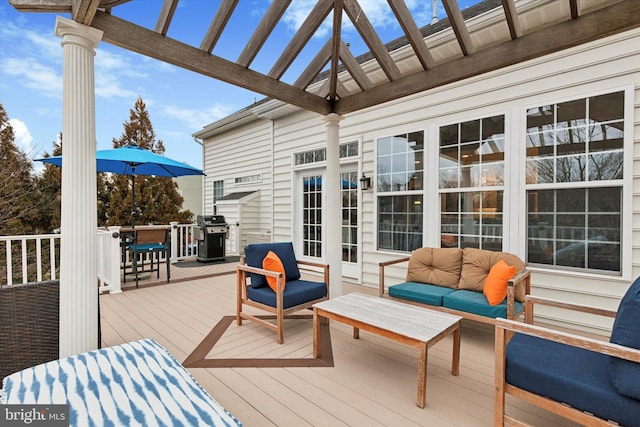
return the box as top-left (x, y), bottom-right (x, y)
top-left (313, 292), bottom-right (462, 408)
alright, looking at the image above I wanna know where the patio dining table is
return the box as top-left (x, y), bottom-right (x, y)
top-left (1, 338), bottom-right (241, 426)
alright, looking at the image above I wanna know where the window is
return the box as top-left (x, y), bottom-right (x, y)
top-left (341, 171), bottom-right (358, 263)
top-left (378, 195), bottom-right (423, 252)
top-left (376, 132), bottom-right (424, 252)
top-left (295, 141), bottom-right (359, 165)
top-left (212, 180), bottom-right (223, 215)
top-left (234, 174), bottom-right (261, 184)
top-left (439, 115), bottom-right (505, 249)
top-left (302, 175), bottom-right (322, 258)
top-left (526, 92), bottom-right (624, 273)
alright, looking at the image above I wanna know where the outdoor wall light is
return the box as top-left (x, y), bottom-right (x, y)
top-left (359, 173), bottom-right (372, 191)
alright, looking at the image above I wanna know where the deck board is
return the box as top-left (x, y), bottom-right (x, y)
top-left (99, 261), bottom-right (581, 426)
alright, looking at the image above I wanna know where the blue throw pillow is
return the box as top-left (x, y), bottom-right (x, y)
top-left (244, 242), bottom-right (301, 288)
top-left (609, 276), bottom-right (640, 400)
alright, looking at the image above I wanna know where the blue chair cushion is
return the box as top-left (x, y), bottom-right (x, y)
top-left (507, 333), bottom-right (640, 426)
top-left (130, 243), bottom-right (166, 251)
top-left (609, 276), bottom-right (640, 400)
top-left (443, 290), bottom-right (523, 318)
top-left (246, 279), bottom-right (327, 309)
top-left (245, 242), bottom-right (301, 288)
top-left (388, 282), bottom-right (455, 306)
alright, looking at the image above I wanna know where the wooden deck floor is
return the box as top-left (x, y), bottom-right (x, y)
top-left (101, 261), bottom-right (579, 427)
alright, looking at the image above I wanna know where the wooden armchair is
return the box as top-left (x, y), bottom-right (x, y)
top-left (494, 278), bottom-right (640, 426)
top-left (236, 242), bottom-right (329, 344)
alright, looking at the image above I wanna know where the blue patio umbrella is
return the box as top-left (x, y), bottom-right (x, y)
top-left (37, 144), bottom-right (204, 227)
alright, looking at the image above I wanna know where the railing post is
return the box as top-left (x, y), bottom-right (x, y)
top-left (108, 226), bottom-right (122, 293)
top-left (170, 222), bottom-right (178, 263)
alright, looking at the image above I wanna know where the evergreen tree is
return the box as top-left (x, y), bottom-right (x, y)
top-left (106, 97), bottom-right (193, 226)
top-left (35, 135), bottom-right (62, 233)
top-left (0, 104), bottom-right (42, 235)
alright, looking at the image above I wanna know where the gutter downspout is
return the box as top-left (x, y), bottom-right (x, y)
top-left (269, 119), bottom-right (275, 240)
top-left (193, 136), bottom-right (205, 216)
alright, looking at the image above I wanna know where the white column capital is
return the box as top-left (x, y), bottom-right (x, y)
top-left (323, 113), bottom-right (343, 127)
top-left (55, 16), bottom-right (103, 50)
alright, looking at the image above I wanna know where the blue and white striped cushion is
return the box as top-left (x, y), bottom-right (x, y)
top-left (2, 338), bottom-right (241, 426)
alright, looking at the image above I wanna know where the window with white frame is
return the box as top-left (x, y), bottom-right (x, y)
top-left (377, 131), bottom-right (424, 252)
top-left (525, 91), bottom-right (624, 273)
top-left (212, 180), bottom-right (223, 214)
top-left (234, 174), bottom-right (261, 184)
top-left (294, 141), bottom-right (359, 165)
top-left (439, 115), bottom-right (505, 250)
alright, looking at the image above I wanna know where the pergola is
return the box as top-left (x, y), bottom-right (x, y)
top-left (10, 0), bottom-right (640, 357)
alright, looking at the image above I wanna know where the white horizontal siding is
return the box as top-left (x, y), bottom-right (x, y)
top-left (202, 119), bottom-right (273, 234)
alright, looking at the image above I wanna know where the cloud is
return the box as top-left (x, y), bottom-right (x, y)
top-left (1, 57), bottom-right (62, 98)
top-left (283, 0), bottom-right (410, 38)
top-left (8, 118), bottom-right (34, 153)
top-left (162, 104), bottom-right (236, 129)
top-left (93, 49), bottom-right (148, 99)
top-left (23, 30), bottom-right (62, 60)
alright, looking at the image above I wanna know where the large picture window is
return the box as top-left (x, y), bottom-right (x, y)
top-left (376, 132), bottom-right (424, 252)
top-left (525, 91), bottom-right (624, 273)
top-left (439, 115), bottom-right (505, 249)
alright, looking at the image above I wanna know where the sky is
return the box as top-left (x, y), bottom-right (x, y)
top-left (0, 0), bottom-right (480, 172)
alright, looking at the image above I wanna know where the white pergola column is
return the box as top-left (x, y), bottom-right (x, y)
top-left (323, 113), bottom-right (343, 297)
top-left (55, 17), bottom-right (103, 357)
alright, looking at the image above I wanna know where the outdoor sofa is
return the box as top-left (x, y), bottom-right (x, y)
top-left (379, 247), bottom-right (531, 324)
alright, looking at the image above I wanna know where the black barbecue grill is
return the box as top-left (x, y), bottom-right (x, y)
top-left (194, 215), bottom-right (228, 262)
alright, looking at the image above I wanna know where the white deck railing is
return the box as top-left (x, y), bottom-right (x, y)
top-left (1, 223), bottom-right (200, 293)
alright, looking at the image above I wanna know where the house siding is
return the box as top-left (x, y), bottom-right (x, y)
top-left (202, 119), bottom-right (273, 235)
top-left (201, 28), bottom-right (640, 334)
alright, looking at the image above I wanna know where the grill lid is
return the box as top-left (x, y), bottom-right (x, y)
top-left (197, 215), bottom-right (226, 226)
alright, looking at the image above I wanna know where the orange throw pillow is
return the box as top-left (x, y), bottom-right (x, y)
top-left (483, 259), bottom-right (516, 306)
top-left (263, 250), bottom-right (286, 292)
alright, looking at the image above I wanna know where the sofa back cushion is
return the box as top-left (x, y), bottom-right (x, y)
top-left (406, 247), bottom-right (463, 289)
top-left (609, 276), bottom-right (640, 400)
top-left (459, 248), bottom-right (526, 301)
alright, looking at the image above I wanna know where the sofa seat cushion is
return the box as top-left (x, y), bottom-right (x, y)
top-left (245, 242), bottom-right (301, 288)
top-left (246, 279), bottom-right (327, 309)
top-left (507, 333), bottom-right (640, 427)
top-left (406, 247), bottom-right (463, 289)
top-left (388, 282), bottom-right (456, 306)
top-left (459, 248), bottom-right (526, 302)
top-left (443, 290), bottom-right (523, 318)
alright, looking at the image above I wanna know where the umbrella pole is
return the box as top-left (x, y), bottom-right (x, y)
top-left (131, 172), bottom-right (136, 228)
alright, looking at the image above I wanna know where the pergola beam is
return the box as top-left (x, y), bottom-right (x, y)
top-left (237, 0), bottom-right (292, 67)
top-left (268, 0), bottom-right (333, 80)
top-left (199, 0), bottom-right (238, 53)
top-left (72, 0), bottom-right (100, 25)
top-left (442, 0), bottom-right (475, 55)
top-left (343, 0), bottom-right (401, 81)
top-left (388, 0), bottom-right (435, 69)
top-left (154, 0), bottom-right (178, 35)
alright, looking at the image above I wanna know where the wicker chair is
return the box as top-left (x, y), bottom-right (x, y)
top-left (1, 280), bottom-right (60, 384)
top-left (0, 280), bottom-right (102, 385)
